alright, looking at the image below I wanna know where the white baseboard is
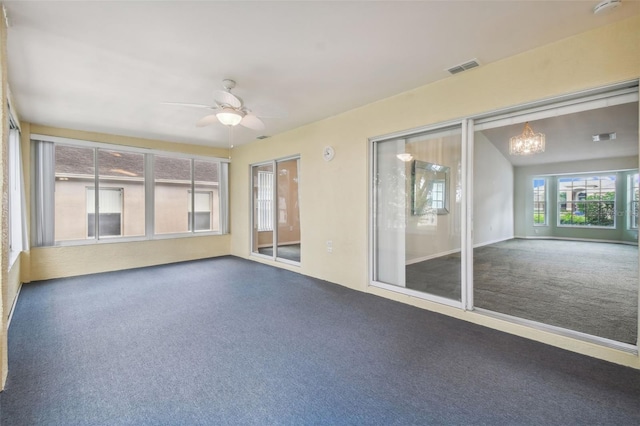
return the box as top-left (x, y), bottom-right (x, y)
top-left (473, 236), bottom-right (514, 249)
top-left (515, 235), bottom-right (638, 246)
top-left (7, 282), bottom-right (23, 328)
top-left (406, 248), bottom-right (460, 265)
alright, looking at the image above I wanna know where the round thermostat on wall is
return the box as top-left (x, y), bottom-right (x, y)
top-left (323, 146), bottom-right (335, 161)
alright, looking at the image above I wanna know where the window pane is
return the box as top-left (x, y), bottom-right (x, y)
top-left (630, 174), bottom-right (639, 230)
top-left (87, 188), bottom-right (122, 237)
top-left (276, 159), bottom-right (301, 262)
top-left (192, 160), bottom-right (219, 232)
top-left (533, 178), bottom-right (546, 225)
top-left (98, 149), bottom-right (145, 238)
top-left (55, 145), bottom-right (95, 242)
top-left (257, 169), bottom-right (274, 232)
top-left (375, 125), bottom-right (463, 302)
top-left (9, 128), bottom-right (24, 259)
top-left (155, 156), bottom-right (191, 235)
top-left (558, 176), bottom-right (616, 228)
top-left (251, 163), bottom-right (274, 255)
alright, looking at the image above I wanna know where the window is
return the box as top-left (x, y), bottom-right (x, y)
top-left (155, 156), bottom-right (220, 235)
top-left (256, 170), bottom-right (274, 232)
top-left (533, 178), bottom-right (547, 226)
top-left (193, 160), bottom-right (219, 232)
top-left (629, 173), bottom-right (639, 230)
top-left (87, 188), bottom-right (123, 237)
top-left (53, 146), bottom-right (145, 241)
top-left (431, 180), bottom-right (445, 210)
top-left (98, 149), bottom-right (145, 238)
top-left (154, 156), bottom-right (191, 235)
top-left (188, 191), bottom-right (212, 232)
top-left (557, 175), bottom-right (616, 228)
top-left (32, 137), bottom-right (228, 246)
top-left (55, 145), bottom-right (96, 242)
top-left (8, 123), bottom-right (27, 265)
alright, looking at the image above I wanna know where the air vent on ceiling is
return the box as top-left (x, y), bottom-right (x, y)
top-left (256, 135), bottom-right (270, 140)
top-left (446, 59), bottom-right (480, 75)
top-left (592, 132), bottom-right (617, 142)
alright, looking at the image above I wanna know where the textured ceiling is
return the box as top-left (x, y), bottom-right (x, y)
top-left (5, 1), bottom-right (640, 148)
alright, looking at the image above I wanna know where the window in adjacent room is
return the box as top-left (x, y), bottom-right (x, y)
top-left (557, 175), bottom-right (616, 228)
top-left (533, 177), bottom-right (547, 226)
top-left (629, 173), bottom-right (639, 230)
top-left (256, 169), bottom-right (274, 232)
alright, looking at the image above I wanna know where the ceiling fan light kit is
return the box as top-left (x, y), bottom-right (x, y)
top-left (216, 107), bottom-right (245, 126)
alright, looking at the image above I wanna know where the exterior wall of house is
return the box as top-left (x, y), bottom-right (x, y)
top-left (230, 16), bottom-right (640, 368)
top-left (54, 179), bottom-right (220, 241)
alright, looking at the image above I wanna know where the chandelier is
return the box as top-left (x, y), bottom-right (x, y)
top-left (509, 122), bottom-right (545, 155)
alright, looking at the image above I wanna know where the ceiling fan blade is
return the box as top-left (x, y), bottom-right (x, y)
top-left (196, 114), bottom-right (220, 127)
top-left (214, 90), bottom-right (242, 108)
top-left (162, 102), bottom-right (214, 109)
top-left (240, 113), bottom-right (265, 131)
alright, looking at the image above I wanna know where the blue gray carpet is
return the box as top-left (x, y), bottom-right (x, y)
top-left (2, 256), bottom-right (640, 425)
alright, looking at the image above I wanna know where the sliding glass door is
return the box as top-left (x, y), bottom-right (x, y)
top-left (372, 123), bottom-right (464, 306)
top-left (370, 82), bottom-right (639, 349)
top-left (251, 157), bottom-right (301, 264)
top-left (473, 91), bottom-right (639, 346)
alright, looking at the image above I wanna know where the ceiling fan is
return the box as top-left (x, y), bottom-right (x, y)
top-left (163, 79), bottom-right (269, 131)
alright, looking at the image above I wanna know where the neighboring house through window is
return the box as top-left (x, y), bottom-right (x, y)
top-left (32, 137), bottom-right (228, 245)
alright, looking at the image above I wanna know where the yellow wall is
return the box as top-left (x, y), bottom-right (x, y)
top-left (230, 16), bottom-right (640, 368)
top-left (23, 125), bottom-right (232, 281)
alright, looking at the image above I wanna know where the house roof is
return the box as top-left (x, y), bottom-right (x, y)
top-left (55, 145), bottom-right (218, 182)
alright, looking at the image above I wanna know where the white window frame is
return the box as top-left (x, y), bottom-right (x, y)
top-left (31, 134), bottom-right (230, 247)
top-left (556, 174), bottom-right (617, 229)
top-left (250, 156), bottom-right (301, 265)
top-left (8, 120), bottom-right (27, 267)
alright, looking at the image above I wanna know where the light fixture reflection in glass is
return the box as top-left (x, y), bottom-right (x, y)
top-left (216, 108), bottom-right (244, 126)
top-left (509, 122), bottom-right (545, 156)
top-left (396, 153), bottom-right (413, 162)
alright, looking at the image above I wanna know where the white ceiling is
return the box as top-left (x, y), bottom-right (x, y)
top-left (4, 1), bottom-right (640, 148)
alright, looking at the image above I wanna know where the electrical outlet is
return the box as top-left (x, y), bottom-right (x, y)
top-left (326, 240), bottom-right (333, 253)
